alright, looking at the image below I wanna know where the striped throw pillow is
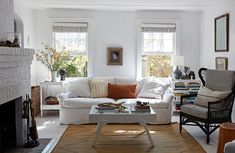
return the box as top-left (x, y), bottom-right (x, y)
top-left (88, 80), bottom-right (108, 98)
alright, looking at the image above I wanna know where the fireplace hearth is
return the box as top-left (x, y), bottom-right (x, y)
top-left (0, 97), bottom-right (24, 152)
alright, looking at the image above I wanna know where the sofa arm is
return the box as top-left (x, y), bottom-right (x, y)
top-left (163, 93), bottom-right (174, 107)
top-left (58, 92), bottom-right (70, 102)
top-left (163, 93), bottom-right (173, 101)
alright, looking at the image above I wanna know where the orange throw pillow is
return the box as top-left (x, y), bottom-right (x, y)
top-left (108, 83), bottom-right (137, 99)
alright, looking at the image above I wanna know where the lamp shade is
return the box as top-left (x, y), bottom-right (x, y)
top-left (171, 56), bottom-right (184, 66)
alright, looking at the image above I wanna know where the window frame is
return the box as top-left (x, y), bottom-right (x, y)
top-left (136, 19), bottom-right (180, 78)
top-left (52, 22), bottom-right (88, 56)
top-left (141, 32), bottom-right (176, 55)
top-left (50, 18), bottom-right (93, 77)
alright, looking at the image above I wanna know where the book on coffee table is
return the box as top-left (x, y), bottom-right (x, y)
top-left (130, 105), bottom-right (151, 113)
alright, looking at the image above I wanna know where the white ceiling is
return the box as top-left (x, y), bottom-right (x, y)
top-left (16, 0), bottom-right (233, 11)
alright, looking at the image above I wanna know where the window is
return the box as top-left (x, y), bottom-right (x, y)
top-left (141, 23), bottom-right (176, 77)
top-left (52, 22), bottom-right (88, 77)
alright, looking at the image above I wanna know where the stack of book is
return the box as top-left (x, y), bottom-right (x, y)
top-left (174, 81), bottom-right (188, 90)
top-left (173, 80), bottom-right (201, 111)
top-left (132, 104), bottom-right (150, 112)
top-left (187, 81), bottom-right (200, 94)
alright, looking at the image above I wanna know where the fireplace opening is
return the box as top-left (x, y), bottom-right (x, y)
top-left (0, 96), bottom-right (23, 152)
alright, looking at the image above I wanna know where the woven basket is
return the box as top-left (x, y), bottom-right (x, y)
top-left (45, 96), bottom-right (59, 105)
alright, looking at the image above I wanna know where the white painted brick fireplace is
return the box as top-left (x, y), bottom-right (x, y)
top-left (0, 47), bottom-right (34, 150)
top-left (0, 47), bottom-right (34, 105)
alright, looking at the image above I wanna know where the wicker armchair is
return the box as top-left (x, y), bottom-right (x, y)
top-left (179, 68), bottom-right (235, 144)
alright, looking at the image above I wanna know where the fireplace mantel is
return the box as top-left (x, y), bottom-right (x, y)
top-left (0, 47), bottom-right (34, 106)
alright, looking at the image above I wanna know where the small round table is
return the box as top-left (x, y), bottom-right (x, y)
top-left (217, 123), bottom-right (235, 153)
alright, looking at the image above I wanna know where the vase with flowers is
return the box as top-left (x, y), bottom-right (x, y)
top-left (35, 43), bottom-right (70, 82)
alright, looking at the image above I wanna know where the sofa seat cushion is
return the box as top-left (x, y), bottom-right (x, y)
top-left (62, 98), bottom-right (115, 109)
top-left (116, 98), bottom-right (169, 109)
top-left (181, 104), bottom-right (208, 119)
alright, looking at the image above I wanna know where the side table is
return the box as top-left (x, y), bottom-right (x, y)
top-left (39, 81), bottom-right (65, 117)
top-left (217, 123), bottom-right (235, 153)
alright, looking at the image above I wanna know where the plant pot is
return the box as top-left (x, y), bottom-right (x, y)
top-left (51, 71), bottom-right (57, 82)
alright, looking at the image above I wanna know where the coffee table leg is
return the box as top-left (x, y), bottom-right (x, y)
top-left (139, 121), bottom-right (154, 147)
top-left (92, 120), bottom-right (107, 146)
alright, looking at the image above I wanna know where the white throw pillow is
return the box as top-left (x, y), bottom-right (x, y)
top-left (88, 79), bottom-right (108, 98)
top-left (138, 77), bottom-right (170, 99)
top-left (195, 86), bottom-right (231, 107)
top-left (67, 78), bottom-right (91, 98)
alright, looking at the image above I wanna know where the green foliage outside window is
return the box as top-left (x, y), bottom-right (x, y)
top-left (63, 55), bottom-right (88, 77)
top-left (142, 55), bottom-right (172, 77)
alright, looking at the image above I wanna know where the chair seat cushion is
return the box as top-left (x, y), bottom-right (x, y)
top-left (181, 104), bottom-right (208, 119)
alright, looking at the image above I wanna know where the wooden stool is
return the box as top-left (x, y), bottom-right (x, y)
top-left (217, 123), bottom-right (235, 153)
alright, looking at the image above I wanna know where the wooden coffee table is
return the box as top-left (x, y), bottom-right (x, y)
top-left (89, 105), bottom-right (156, 146)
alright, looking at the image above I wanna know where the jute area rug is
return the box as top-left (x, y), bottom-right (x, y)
top-left (53, 123), bottom-right (206, 153)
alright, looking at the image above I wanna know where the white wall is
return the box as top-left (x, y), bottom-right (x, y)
top-left (200, 1), bottom-right (235, 70)
top-left (0, 0), bottom-right (14, 40)
top-left (14, 0), bottom-right (35, 48)
top-left (200, 1), bottom-right (235, 121)
top-left (136, 11), bottom-right (201, 76)
top-left (14, 1), bottom-right (37, 85)
top-left (31, 9), bottom-right (201, 85)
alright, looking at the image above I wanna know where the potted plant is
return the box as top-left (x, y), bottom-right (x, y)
top-left (35, 43), bottom-right (70, 82)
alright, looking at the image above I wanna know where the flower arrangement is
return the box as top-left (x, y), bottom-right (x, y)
top-left (35, 43), bottom-right (70, 71)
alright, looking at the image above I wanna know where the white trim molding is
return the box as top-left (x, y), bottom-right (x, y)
top-left (49, 17), bottom-right (94, 77)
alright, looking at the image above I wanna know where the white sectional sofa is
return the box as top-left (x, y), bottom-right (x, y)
top-left (58, 77), bottom-right (174, 124)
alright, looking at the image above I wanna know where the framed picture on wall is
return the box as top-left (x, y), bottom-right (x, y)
top-left (215, 57), bottom-right (228, 70)
top-left (107, 47), bottom-right (123, 65)
top-left (214, 13), bottom-right (229, 52)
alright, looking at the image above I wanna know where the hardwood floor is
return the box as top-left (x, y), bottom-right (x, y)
top-left (36, 111), bottom-right (67, 153)
top-left (36, 111), bottom-right (218, 153)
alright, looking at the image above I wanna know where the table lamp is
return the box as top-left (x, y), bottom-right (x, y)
top-left (171, 56), bottom-right (184, 79)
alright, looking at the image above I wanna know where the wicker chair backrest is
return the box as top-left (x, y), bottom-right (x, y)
top-left (199, 68), bottom-right (235, 93)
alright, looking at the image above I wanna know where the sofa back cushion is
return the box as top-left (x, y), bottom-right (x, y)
top-left (66, 78), bottom-right (91, 98)
top-left (88, 79), bottom-right (108, 98)
top-left (108, 83), bottom-right (137, 99)
top-left (115, 77), bottom-right (145, 95)
top-left (91, 77), bottom-right (115, 84)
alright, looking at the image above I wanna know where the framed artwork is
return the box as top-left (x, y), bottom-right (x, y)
top-left (107, 47), bottom-right (123, 65)
top-left (215, 57), bottom-right (228, 70)
top-left (214, 13), bottom-right (229, 52)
